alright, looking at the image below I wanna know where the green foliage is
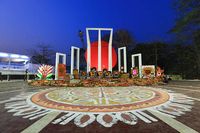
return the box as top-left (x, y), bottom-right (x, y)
top-left (170, 0), bottom-right (200, 79)
top-left (172, 0), bottom-right (200, 33)
top-left (171, 0), bottom-right (200, 45)
top-left (169, 75), bottom-right (182, 80)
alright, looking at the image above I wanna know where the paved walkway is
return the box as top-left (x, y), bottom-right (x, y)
top-left (0, 81), bottom-right (199, 133)
top-left (21, 112), bottom-right (61, 133)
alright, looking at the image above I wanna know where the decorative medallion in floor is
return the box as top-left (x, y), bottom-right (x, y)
top-left (1, 86), bottom-right (194, 127)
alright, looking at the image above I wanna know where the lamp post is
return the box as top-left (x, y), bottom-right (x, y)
top-left (155, 43), bottom-right (158, 68)
top-left (78, 30), bottom-right (85, 49)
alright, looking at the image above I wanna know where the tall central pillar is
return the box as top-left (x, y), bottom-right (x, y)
top-left (86, 28), bottom-right (113, 72)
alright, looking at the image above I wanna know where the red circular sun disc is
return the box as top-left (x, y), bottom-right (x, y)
top-left (85, 41), bottom-right (117, 70)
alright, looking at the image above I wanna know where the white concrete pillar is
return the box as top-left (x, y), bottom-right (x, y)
top-left (131, 53), bottom-right (142, 78)
top-left (77, 48), bottom-right (80, 72)
top-left (55, 53), bottom-right (66, 80)
top-left (55, 53), bottom-right (59, 80)
top-left (118, 49), bottom-right (121, 72)
top-left (86, 28), bottom-right (113, 72)
top-left (108, 29), bottom-right (113, 72)
top-left (118, 47), bottom-right (127, 73)
top-left (124, 47), bottom-right (127, 73)
top-left (98, 30), bottom-right (101, 71)
top-left (70, 48), bottom-right (74, 75)
top-left (86, 29), bottom-right (91, 73)
top-left (138, 54), bottom-right (142, 78)
top-left (70, 46), bottom-right (80, 75)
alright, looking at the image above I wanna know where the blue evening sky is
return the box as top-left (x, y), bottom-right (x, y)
top-left (0, 0), bottom-right (176, 55)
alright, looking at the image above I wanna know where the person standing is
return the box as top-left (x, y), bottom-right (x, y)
top-left (0, 72), bottom-right (3, 81)
top-left (24, 69), bottom-right (28, 81)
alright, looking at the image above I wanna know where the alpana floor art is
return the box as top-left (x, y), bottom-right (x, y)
top-left (1, 86), bottom-right (194, 127)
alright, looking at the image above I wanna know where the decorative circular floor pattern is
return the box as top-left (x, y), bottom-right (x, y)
top-left (1, 86), bottom-right (194, 127)
top-left (30, 87), bottom-right (169, 112)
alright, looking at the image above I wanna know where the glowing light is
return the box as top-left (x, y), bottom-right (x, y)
top-left (10, 54), bottom-right (20, 58)
top-left (11, 58), bottom-right (28, 62)
top-left (0, 52), bottom-right (9, 57)
top-left (20, 55), bottom-right (29, 59)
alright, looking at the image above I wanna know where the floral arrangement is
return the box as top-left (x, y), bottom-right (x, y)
top-left (142, 65), bottom-right (155, 78)
top-left (73, 69), bottom-right (79, 79)
top-left (89, 71), bottom-right (96, 77)
top-left (29, 78), bottom-right (160, 87)
top-left (113, 71), bottom-right (120, 78)
top-left (58, 64), bottom-right (66, 80)
top-left (132, 67), bottom-right (138, 77)
top-left (105, 71), bottom-right (112, 77)
top-left (156, 66), bottom-right (164, 77)
top-left (37, 65), bottom-right (53, 80)
top-left (73, 69), bottom-right (79, 75)
top-left (97, 71), bottom-right (103, 77)
top-left (81, 71), bottom-right (87, 76)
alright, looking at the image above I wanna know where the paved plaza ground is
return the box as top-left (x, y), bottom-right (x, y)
top-left (0, 80), bottom-right (200, 133)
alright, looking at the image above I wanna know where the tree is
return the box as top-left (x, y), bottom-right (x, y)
top-left (171, 0), bottom-right (200, 78)
top-left (171, 0), bottom-right (200, 34)
top-left (102, 29), bottom-right (135, 48)
top-left (30, 44), bottom-right (55, 65)
top-left (114, 29), bottom-right (135, 48)
top-left (132, 42), bottom-right (168, 67)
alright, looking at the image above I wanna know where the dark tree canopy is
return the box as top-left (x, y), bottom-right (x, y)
top-left (30, 44), bottom-right (55, 65)
top-left (113, 29), bottom-right (135, 48)
top-left (102, 29), bottom-right (135, 48)
top-left (171, 0), bottom-right (200, 34)
top-left (171, 0), bottom-right (200, 44)
top-left (170, 0), bottom-right (200, 78)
